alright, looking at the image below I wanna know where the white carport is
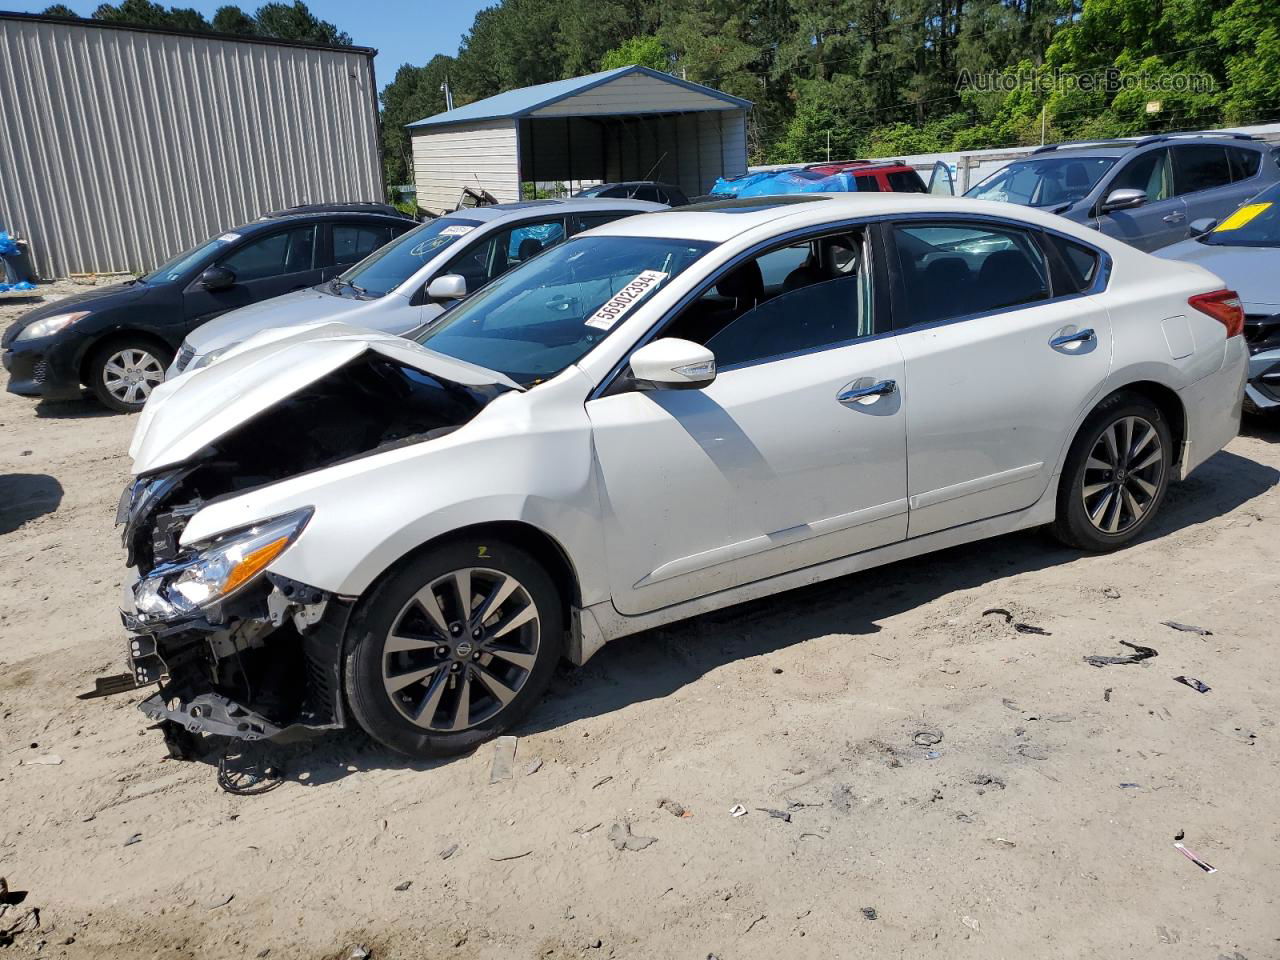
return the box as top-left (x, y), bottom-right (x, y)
top-left (408, 66), bottom-right (752, 214)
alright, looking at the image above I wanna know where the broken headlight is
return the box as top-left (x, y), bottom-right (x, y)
top-left (133, 508), bottom-right (312, 624)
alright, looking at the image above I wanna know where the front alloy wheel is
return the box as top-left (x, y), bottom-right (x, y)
top-left (344, 538), bottom-right (563, 758)
top-left (382, 567), bottom-right (541, 732)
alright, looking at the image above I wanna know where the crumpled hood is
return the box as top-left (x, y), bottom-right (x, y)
top-left (1156, 241), bottom-right (1280, 313)
top-left (129, 321), bottom-right (521, 475)
top-left (183, 286), bottom-right (376, 354)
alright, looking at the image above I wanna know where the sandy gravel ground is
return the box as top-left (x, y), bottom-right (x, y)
top-left (2, 287), bottom-right (1279, 958)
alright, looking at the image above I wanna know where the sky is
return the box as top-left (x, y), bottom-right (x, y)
top-left (7, 0), bottom-right (492, 88)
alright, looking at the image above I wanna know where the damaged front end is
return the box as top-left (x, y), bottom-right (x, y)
top-left (116, 343), bottom-right (510, 751)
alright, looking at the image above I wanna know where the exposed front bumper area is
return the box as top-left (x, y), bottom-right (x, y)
top-left (123, 574), bottom-right (354, 746)
top-left (3, 335), bottom-right (84, 400)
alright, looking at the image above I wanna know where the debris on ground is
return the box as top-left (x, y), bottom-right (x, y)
top-left (1162, 621), bottom-right (1212, 636)
top-left (203, 893), bottom-right (234, 910)
top-left (1119, 782), bottom-right (1140, 789)
top-left (961, 915), bottom-right (980, 932)
top-left (1173, 841), bottom-right (1217, 873)
top-left (524, 758), bottom-right (543, 776)
top-left (1104, 687), bottom-right (1113, 702)
top-left (729, 804), bottom-right (748, 817)
top-left (757, 807), bottom-right (792, 822)
top-left (657, 798), bottom-right (688, 818)
top-left (982, 608), bottom-right (1052, 634)
top-left (347, 946), bottom-right (371, 960)
top-left (1174, 830), bottom-right (1185, 841)
top-left (608, 823), bottom-right (657, 852)
top-left (971, 774), bottom-right (1006, 791)
top-left (592, 776), bottom-right (613, 789)
top-left (861, 907), bottom-right (877, 920)
top-left (1173, 676), bottom-right (1211, 694)
top-left (123, 832), bottom-right (142, 846)
top-left (489, 736), bottom-right (517, 783)
top-left (912, 730), bottom-right (943, 747)
top-left (20, 754), bottom-right (62, 766)
top-left (1083, 640), bottom-right (1158, 667)
top-left (489, 849), bottom-right (533, 862)
top-left (394, 881), bottom-right (412, 892)
top-left (439, 843), bottom-right (459, 860)
top-left (216, 744), bottom-right (284, 796)
top-left (1103, 587), bottom-right (1121, 599)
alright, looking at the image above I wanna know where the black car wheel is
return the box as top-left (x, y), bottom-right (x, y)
top-left (343, 537), bottom-right (563, 758)
top-left (88, 339), bottom-right (172, 412)
top-left (1051, 391), bottom-right (1172, 551)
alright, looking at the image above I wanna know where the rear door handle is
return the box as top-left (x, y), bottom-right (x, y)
top-left (1162, 211), bottom-right (1186, 224)
top-left (838, 378), bottom-right (897, 405)
top-left (1050, 328), bottom-right (1095, 348)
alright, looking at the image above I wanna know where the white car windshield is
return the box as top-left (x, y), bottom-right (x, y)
top-left (966, 156), bottom-right (1116, 208)
top-left (414, 235), bottom-right (713, 386)
top-left (339, 216), bottom-right (482, 297)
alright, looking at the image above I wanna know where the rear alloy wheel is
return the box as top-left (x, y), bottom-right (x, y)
top-left (1052, 392), bottom-right (1172, 551)
top-left (89, 342), bottom-right (170, 412)
top-left (344, 538), bottom-right (563, 758)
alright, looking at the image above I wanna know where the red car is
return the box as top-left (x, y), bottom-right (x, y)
top-left (802, 159), bottom-right (928, 192)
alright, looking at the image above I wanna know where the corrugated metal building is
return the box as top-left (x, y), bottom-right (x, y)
top-left (408, 67), bottom-right (752, 214)
top-left (0, 12), bottom-right (382, 279)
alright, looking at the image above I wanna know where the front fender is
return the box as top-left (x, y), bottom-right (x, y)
top-left (176, 371), bottom-right (611, 605)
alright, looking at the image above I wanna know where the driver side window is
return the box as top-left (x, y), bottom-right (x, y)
top-left (444, 218), bottom-right (566, 291)
top-left (1110, 149), bottom-right (1172, 202)
top-left (664, 229), bottom-right (874, 369)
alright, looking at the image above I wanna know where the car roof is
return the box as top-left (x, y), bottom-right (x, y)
top-left (439, 197), bottom-right (665, 222)
top-left (242, 211), bottom-right (412, 230)
top-left (584, 192), bottom-right (1104, 244)
top-left (1019, 134), bottom-right (1264, 161)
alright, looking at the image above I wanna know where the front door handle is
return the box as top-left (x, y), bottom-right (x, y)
top-left (1050, 328), bottom-right (1095, 348)
top-left (838, 378), bottom-right (897, 405)
top-left (1162, 211), bottom-right (1186, 224)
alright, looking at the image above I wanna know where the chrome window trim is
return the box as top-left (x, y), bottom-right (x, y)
top-left (587, 212), bottom-right (1113, 401)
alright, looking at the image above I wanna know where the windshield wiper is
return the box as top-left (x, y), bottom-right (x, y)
top-left (330, 277), bottom-right (370, 297)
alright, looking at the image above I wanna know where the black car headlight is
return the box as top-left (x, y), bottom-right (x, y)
top-left (132, 509), bottom-right (312, 623)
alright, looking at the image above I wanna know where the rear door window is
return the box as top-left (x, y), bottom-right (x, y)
top-left (856, 174), bottom-right (883, 192)
top-left (332, 224), bottom-right (392, 267)
top-left (887, 170), bottom-right (927, 192)
top-left (890, 221), bottom-right (1050, 327)
top-left (570, 212), bottom-right (638, 235)
top-left (1173, 145), bottom-right (1232, 195)
top-left (1042, 233), bottom-right (1103, 295)
top-left (1228, 146), bottom-right (1262, 181)
top-left (632, 185), bottom-right (662, 203)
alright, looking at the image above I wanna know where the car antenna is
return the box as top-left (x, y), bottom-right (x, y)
top-left (641, 153), bottom-right (668, 183)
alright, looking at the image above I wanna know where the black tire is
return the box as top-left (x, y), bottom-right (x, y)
top-left (87, 338), bottom-right (173, 413)
top-left (1051, 390), bottom-right (1173, 551)
top-left (343, 537), bottom-right (564, 758)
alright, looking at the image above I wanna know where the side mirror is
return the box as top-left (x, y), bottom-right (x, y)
top-left (629, 338), bottom-right (716, 391)
top-left (1100, 188), bottom-right (1147, 214)
top-left (426, 274), bottom-right (467, 301)
top-left (199, 266), bottom-right (235, 291)
top-left (1189, 217), bottom-right (1218, 237)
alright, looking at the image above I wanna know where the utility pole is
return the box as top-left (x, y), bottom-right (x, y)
top-left (440, 76), bottom-right (455, 112)
top-left (1040, 104), bottom-right (1046, 146)
top-left (826, 130), bottom-right (831, 162)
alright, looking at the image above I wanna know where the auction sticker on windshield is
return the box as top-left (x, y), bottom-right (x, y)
top-left (1215, 202), bottom-right (1272, 232)
top-left (217, 233), bottom-right (240, 243)
top-left (585, 271), bottom-right (669, 330)
top-left (439, 224), bottom-right (475, 237)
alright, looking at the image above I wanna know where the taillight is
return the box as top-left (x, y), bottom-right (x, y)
top-left (1188, 289), bottom-right (1245, 338)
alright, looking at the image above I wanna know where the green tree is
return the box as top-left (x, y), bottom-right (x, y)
top-left (380, 54), bottom-right (458, 185)
top-left (600, 35), bottom-right (670, 71)
top-left (211, 5), bottom-right (258, 34)
top-left (253, 1), bottom-right (350, 44)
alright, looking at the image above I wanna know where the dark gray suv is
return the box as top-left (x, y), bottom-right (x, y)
top-left (966, 132), bottom-right (1280, 251)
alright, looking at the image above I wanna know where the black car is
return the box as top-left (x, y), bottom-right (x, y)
top-left (2, 210), bottom-right (414, 412)
top-left (574, 181), bottom-right (690, 205)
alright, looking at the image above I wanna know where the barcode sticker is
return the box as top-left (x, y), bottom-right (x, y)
top-left (584, 271), bottom-right (669, 330)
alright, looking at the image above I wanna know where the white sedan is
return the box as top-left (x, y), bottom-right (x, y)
top-left (117, 194), bottom-right (1246, 759)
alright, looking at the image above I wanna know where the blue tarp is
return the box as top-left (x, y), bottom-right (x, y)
top-left (0, 232), bottom-right (18, 257)
top-left (710, 169), bottom-right (860, 198)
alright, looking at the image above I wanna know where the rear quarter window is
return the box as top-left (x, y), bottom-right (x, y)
top-left (1042, 233), bottom-right (1102, 295)
top-left (887, 170), bottom-right (927, 193)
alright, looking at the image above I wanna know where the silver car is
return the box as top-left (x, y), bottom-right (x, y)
top-left (168, 198), bottom-right (663, 376)
top-left (1157, 181), bottom-right (1280, 414)
top-left (966, 132), bottom-right (1280, 252)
